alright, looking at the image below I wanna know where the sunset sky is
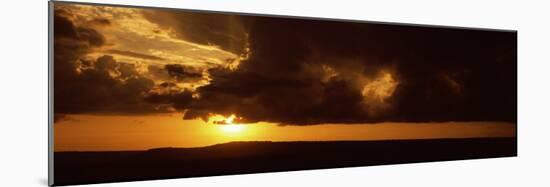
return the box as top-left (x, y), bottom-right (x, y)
top-left (53, 3), bottom-right (516, 151)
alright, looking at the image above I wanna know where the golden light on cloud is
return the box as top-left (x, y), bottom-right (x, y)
top-left (360, 70), bottom-right (399, 116)
top-left (224, 114), bottom-right (237, 124)
top-left (320, 64), bottom-right (339, 83)
top-left (362, 71), bottom-right (398, 103)
top-left (55, 3), bottom-right (250, 93)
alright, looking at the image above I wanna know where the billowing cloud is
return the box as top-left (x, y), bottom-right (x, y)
top-left (53, 3), bottom-right (517, 125)
top-left (53, 3), bottom-right (244, 117)
top-left (179, 16), bottom-right (517, 125)
top-left (55, 54), bottom-right (158, 114)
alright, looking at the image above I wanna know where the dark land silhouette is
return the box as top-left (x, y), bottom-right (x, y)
top-left (54, 137), bottom-right (516, 186)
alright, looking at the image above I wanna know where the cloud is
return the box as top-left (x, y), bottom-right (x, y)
top-left (53, 4), bottom-right (517, 125)
top-left (53, 5), bottom-right (210, 119)
top-left (141, 9), bottom-right (249, 55)
top-left (144, 90), bottom-right (194, 110)
top-left (177, 16), bottom-right (517, 125)
top-left (106, 49), bottom-right (166, 61)
top-left (53, 8), bottom-right (170, 117)
top-left (89, 18), bottom-right (111, 26)
top-left (146, 64), bottom-right (207, 89)
top-left (164, 64), bottom-right (203, 81)
top-left (55, 54), bottom-right (159, 114)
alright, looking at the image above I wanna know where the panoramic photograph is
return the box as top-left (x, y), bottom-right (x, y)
top-left (52, 2), bottom-right (517, 185)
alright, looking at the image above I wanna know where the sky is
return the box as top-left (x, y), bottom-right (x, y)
top-left (53, 3), bottom-right (517, 151)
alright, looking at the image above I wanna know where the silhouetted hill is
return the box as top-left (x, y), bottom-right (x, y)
top-left (54, 138), bottom-right (516, 186)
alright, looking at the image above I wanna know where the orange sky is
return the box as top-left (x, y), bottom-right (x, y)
top-left (54, 114), bottom-right (515, 151)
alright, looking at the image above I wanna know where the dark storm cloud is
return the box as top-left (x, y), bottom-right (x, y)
top-left (177, 16), bottom-right (517, 125)
top-left (53, 11), bottom-right (106, 60)
top-left (53, 8), bottom-right (106, 47)
top-left (106, 49), bottom-right (166, 61)
top-left (144, 90), bottom-right (194, 110)
top-left (54, 5), bottom-right (517, 125)
top-left (55, 54), bottom-right (158, 114)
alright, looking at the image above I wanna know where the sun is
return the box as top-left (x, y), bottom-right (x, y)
top-left (220, 124), bottom-right (245, 133)
top-left (208, 114), bottom-right (247, 135)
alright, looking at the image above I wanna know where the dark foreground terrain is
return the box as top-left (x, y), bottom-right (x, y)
top-left (54, 138), bottom-right (516, 186)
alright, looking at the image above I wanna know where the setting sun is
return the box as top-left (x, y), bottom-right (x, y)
top-left (220, 124), bottom-right (245, 133)
top-left (207, 114), bottom-right (248, 135)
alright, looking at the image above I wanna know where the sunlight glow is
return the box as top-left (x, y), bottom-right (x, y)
top-left (207, 114), bottom-right (247, 135)
top-left (220, 124), bottom-right (245, 133)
